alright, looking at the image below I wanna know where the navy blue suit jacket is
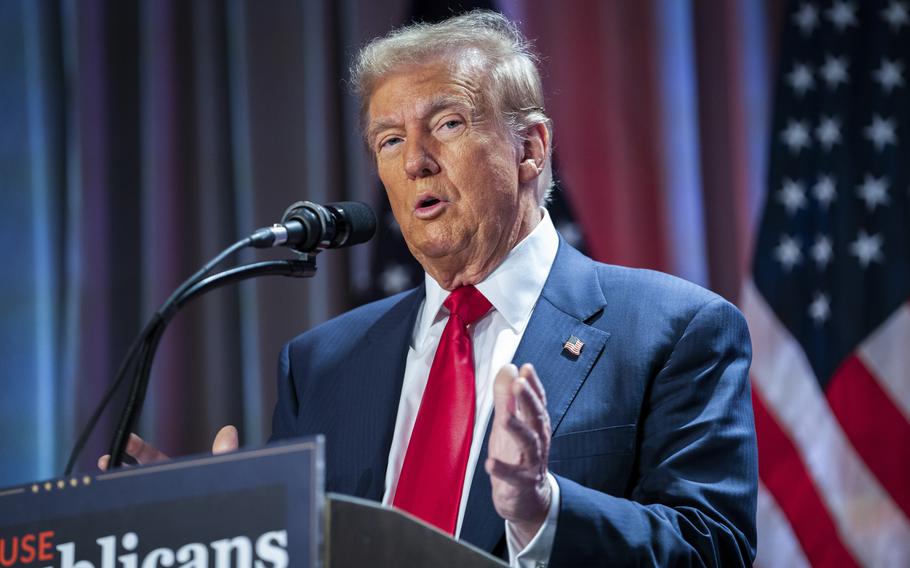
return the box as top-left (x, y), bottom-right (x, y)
top-left (271, 240), bottom-right (758, 566)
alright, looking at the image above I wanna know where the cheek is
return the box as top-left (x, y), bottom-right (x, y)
top-left (469, 163), bottom-right (519, 210)
top-left (379, 170), bottom-right (408, 208)
top-left (385, 187), bottom-right (407, 212)
top-left (379, 182), bottom-right (415, 228)
top-left (457, 149), bottom-right (514, 194)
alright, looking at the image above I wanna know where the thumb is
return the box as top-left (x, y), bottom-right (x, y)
top-left (493, 364), bottom-right (519, 421)
top-left (212, 425), bottom-right (239, 455)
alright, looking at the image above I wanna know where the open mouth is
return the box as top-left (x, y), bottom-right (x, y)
top-left (413, 194), bottom-right (448, 219)
top-left (418, 197), bottom-right (441, 208)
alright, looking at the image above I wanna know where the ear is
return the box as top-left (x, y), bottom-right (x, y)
top-left (517, 122), bottom-right (550, 184)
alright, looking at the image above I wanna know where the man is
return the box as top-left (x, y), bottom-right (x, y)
top-left (113, 10), bottom-right (757, 566)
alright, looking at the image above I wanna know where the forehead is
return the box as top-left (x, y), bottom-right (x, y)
top-left (366, 60), bottom-right (486, 125)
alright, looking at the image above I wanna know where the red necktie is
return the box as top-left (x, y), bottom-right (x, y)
top-left (393, 285), bottom-right (492, 534)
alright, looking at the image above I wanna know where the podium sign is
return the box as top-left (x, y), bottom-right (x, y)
top-left (0, 438), bottom-right (323, 568)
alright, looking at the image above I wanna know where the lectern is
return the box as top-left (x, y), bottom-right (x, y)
top-left (0, 438), bottom-right (506, 567)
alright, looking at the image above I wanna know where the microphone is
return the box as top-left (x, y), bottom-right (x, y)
top-left (92, 201), bottom-right (373, 472)
top-left (251, 201), bottom-right (377, 252)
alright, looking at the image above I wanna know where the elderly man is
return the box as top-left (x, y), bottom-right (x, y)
top-left (117, 10), bottom-right (757, 567)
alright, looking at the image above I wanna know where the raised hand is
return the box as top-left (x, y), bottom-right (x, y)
top-left (485, 363), bottom-right (552, 548)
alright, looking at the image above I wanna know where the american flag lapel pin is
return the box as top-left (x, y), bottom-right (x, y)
top-left (562, 335), bottom-right (584, 357)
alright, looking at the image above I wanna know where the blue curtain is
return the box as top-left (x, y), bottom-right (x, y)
top-left (0, 0), bottom-right (367, 486)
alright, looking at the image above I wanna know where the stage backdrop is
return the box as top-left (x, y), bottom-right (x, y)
top-left (4, 1), bottom-right (908, 567)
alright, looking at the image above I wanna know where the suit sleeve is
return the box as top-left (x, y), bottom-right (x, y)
top-left (269, 342), bottom-right (299, 442)
top-left (550, 298), bottom-right (757, 567)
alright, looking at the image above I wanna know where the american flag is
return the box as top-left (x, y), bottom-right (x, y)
top-left (562, 335), bottom-right (584, 357)
top-left (742, 1), bottom-right (910, 566)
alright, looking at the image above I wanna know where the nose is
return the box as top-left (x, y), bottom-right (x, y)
top-left (403, 137), bottom-right (441, 180)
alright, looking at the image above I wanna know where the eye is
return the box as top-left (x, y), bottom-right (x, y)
top-left (436, 117), bottom-right (465, 138)
top-left (378, 136), bottom-right (403, 152)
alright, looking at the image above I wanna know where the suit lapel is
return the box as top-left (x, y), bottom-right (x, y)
top-left (460, 241), bottom-right (610, 551)
top-left (329, 286), bottom-right (424, 502)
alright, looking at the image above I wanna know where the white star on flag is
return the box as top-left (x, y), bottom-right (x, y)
top-left (827, 1), bottom-right (858, 31)
top-left (874, 59), bottom-right (904, 93)
top-left (788, 63), bottom-right (816, 95)
top-left (816, 116), bottom-right (842, 149)
top-left (808, 292), bottom-right (831, 324)
top-left (811, 235), bottom-right (833, 268)
top-left (813, 175), bottom-right (837, 208)
top-left (864, 115), bottom-right (897, 151)
top-left (882, 1), bottom-right (909, 31)
top-left (849, 230), bottom-right (884, 268)
top-left (778, 179), bottom-right (808, 215)
top-left (782, 120), bottom-right (811, 153)
top-left (820, 55), bottom-right (849, 88)
top-left (774, 235), bottom-right (803, 271)
top-left (856, 174), bottom-right (890, 211)
top-left (793, 3), bottom-right (820, 35)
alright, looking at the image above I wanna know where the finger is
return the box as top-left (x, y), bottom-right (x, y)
top-left (512, 377), bottom-right (549, 441)
top-left (98, 453), bottom-right (138, 470)
top-left (493, 364), bottom-right (519, 420)
top-left (126, 433), bottom-right (169, 465)
top-left (504, 412), bottom-right (542, 460)
top-left (485, 456), bottom-right (542, 485)
top-left (212, 425), bottom-right (239, 455)
top-left (518, 363), bottom-right (547, 408)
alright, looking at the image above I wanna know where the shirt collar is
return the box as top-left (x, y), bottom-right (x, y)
top-left (416, 208), bottom-right (560, 341)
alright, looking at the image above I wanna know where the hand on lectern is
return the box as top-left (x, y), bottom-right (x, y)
top-left (97, 425), bottom-right (239, 470)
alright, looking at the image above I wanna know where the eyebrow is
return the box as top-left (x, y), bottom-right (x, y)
top-left (366, 119), bottom-right (400, 145)
top-left (421, 94), bottom-right (474, 120)
top-left (367, 94), bottom-right (475, 144)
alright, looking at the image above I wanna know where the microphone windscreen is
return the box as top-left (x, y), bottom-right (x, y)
top-left (329, 201), bottom-right (377, 247)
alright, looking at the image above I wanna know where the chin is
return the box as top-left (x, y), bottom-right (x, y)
top-left (410, 233), bottom-right (472, 264)
top-left (413, 241), bottom-right (457, 261)
top-left (405, 223), bottom-right (455, 252)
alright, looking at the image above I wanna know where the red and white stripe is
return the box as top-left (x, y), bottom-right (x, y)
top-left (742, 280), bottom-right (910, 567)
top-left (755, 481), bottom-right (810, 568)
top-left (858, 303), bottom-right (910, 423)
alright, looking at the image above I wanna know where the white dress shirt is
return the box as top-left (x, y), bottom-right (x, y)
top-left (382, 209), bottom-right (561, 567)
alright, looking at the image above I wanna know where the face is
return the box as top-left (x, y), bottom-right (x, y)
top-left (366, 59), bottom-right (543, 289)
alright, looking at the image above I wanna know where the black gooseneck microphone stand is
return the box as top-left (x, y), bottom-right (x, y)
top-left (63, 200), bottom-right (376, 475)
top-left (62, 237), bottom-right (317, 474)
top-left (107, 255), bottom-right (317, 469)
